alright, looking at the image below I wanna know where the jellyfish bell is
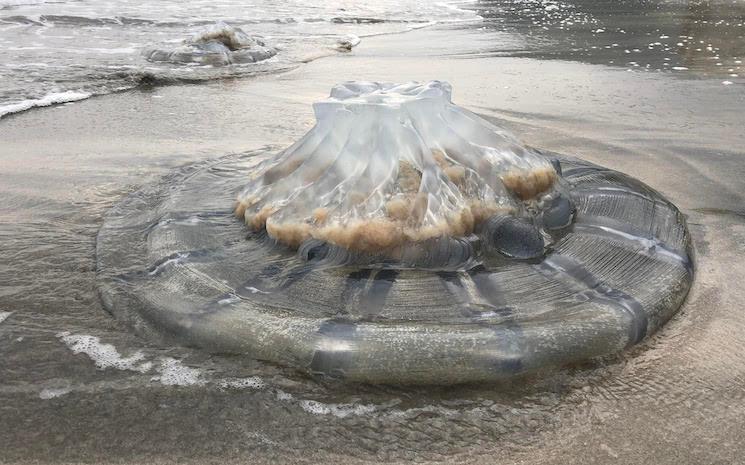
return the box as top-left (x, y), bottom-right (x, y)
top-left (235, 81), bottom-right (567, 264)
top-left (143, 21), bottom-right (277, 66)
top-left (335, 34), bottom-right (361, 51)
top-left (97, 80), bottom-right (693, 385)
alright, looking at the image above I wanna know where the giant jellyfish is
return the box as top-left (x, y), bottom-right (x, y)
top-left (97, 81), bottom-right (693, 384)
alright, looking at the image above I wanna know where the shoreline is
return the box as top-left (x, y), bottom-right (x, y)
top-left (0, 10), bottom-right (484, 121)
top-left (3, 24), bottom-right (742, 211)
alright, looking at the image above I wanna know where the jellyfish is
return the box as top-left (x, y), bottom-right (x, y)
top-left (143, 21), bottom-right (277, 66)
top-left (97, 81), bottom-right (693, 385)
top-left (336, 34), bottom-right (361, 51)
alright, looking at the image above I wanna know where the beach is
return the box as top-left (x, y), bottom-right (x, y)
top-left (2, 4), bottom-right (745, 464)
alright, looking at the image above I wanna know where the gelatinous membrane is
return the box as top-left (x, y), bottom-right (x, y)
top-left (97, 82), bottom-right (693, 385)
top-left (236, 81), bottom-right (559, 253)
top-left (143, 21), bottom-right (277, 66)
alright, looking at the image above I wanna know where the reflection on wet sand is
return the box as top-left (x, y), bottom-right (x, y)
top-left (472, 0), bottom-right (743, 79)
top-left (678, 0), bottom-right (744, 77)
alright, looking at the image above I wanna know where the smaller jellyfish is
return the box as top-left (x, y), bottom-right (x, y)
top-left (336, 34), bottom-right (361, 52)
top-left (143, 21), bottom-right (277, 66)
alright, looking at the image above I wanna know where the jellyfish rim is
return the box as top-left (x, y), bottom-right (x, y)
top-left (96, 148), bottom-right (693, 385)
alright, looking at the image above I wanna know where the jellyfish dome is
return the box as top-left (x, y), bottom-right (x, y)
top-left (97, 81), bottom-right (693, 385)
top-left (236, 81), bottom-right (561, 256)
top-left (143, 22), bottom-right (277, 66)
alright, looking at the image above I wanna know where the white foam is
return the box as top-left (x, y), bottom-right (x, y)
top-left (218, 376), bottom-right (266, 389)
top-left (217, 295), bottom-right (241, 305)
top-left (273, 389), bottom-right (379, 417)
top-left (0, 91), bottom-right (91, 119)
top-left (152, 357), bottom-right (206, 386)
top-left (246, 432), bottom-right (279, 446)
top-left (0, 312), bottom-right (11, 324)
top-left (0, 0), bottom-right (50, 6)
top-left (275, 389), bottom-right (295, 401)
top-left (386, 404), bottom-right (461, 418)
top-left (244, 286), bottom-right (268, 294)
top-left (299, 400), bottom-right (378, 418)
top-left (39, 386), bottom-right (72, 399)
top-left (57, 332), bottom-right (152, 372)
top-left (434, 1), bottom-right (482, 22)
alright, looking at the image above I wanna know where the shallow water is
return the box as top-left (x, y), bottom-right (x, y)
top-left (0, 0), bottom-right (478, 116)
top-left (1, 1), bottom-right (744, 464)
top-left (472, 0), bottom-right (745, 78)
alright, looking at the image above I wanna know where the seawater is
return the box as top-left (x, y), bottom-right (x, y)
top-left (0, 0), bottom-right (480, 117)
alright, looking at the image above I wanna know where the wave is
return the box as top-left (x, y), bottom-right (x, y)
top-left (2, 14), bottom-right (454, 28)
top-left (0, 90), bottom-right (92, 119)
top-left (0, 1), bottom-right (483, 120)
top-left (0, 0), bottom-right (55, 9)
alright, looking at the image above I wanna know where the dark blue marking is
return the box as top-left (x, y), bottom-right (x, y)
top-left (305, 243), bottom-right (329, 261)
top-left (310, 319), bottom-right (358, 380)
top-left (359, 269), bottom-right (398, 319)
top-left (348, 269), bottom-right (373, 281)
top-left (259, 263), bottom-right (282, 278)
top-left (488, 327), bottom-right (524, 375)
top-left (572, 222), bottom-right (694, 276)
top-left (550, 158), bottom-right (563, 176)
top-left (317, 319), bottom-right (358, 337)
top-left (539, 255), bottom-right (648, 345)
top-left (436, 270), bottom-right (473, 313)
top-left (280, 263), bottom-right (318, 288)
top-left (338, 269), bottom-right (373, 316)
top-left (467, 270), bottom-right (525, 374)
top-left (437, 270), bottom-right (524, 375)
top-left (436, 270), bottom-right (460, 282)
top-left (468, 270), bottom-right (508, 309)
top-left (466, 264), bottom-right (487, 274)
top-left (437, 270), bottom-right (514, 318)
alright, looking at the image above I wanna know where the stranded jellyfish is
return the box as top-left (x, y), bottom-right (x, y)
top-left (97, 81), bottom-right (693, 385)
top-left (143, 22), bottom-right (277, 66)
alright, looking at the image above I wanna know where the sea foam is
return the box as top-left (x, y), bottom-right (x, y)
top-left (57, 332), bottom-right (153, 372)
top-left (151, 357), bottom-right (207, 386)
top-left (39, 386), bottom-right (72, 399)
top-left (0, 91), bottom-right (91, 119)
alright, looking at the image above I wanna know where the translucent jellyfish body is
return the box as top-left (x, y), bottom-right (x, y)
top-left (236, 81), bottom-right (561, 257)
top-left (97, 81), bottom-right (693, 385)
top-left (143, 22), bottom-right (277, 66)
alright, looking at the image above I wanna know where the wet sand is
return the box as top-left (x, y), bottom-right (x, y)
top-left (1, 20), bottom-right (745, 465)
